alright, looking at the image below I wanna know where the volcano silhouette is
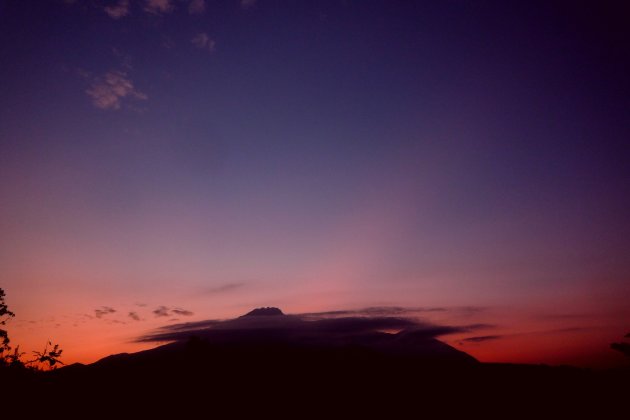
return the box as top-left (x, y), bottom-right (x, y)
top-left (83, 307), bottom-right (477, 369)
top-left (13, 307), bottom-right (626, 417)
top-left (242, 306), bottom-right (285, 316)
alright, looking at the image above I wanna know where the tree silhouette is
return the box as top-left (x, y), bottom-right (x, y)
top-left (0, 287), bottom-right (15, 358)
top-left (29, 341), bottom-right (64, 370)
top-left (1, 287), bottom-right (64, 370)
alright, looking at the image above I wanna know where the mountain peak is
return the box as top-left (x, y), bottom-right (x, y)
top-left (242, 307), bottom-right (284, 317)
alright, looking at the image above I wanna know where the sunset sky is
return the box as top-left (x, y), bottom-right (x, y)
top-left (1, 0), bottom-right (629, 368)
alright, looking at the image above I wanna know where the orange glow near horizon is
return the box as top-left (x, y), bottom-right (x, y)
top-left (6, 288), bottom-right (629, 368)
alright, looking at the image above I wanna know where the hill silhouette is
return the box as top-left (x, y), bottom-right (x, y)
top-left (242, 306), bottom-right (285, 316)
top-left (5, 308), bottom-right (629, 416)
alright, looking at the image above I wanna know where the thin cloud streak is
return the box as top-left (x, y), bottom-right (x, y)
top-left (137, 308), bottom-right (491, 343)
top-left (299, 306), bottom-right (458, 318)
top-left (201, 283), bottom-right (245, 295)
top-left (152, 306), bottom-right (194, 318)
top-left (610, 342), bottom-right (630, 358)
top-left (104, 0), bottom-right (130, 19)
top-left (144, 0), bottom-right (174, 14)
top-left (461, 335), bottom-right (503, 343)
top-left (171, 308), bottom-right (194, 316)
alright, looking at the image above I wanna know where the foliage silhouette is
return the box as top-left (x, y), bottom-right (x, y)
top-left (0, 287), bottom-right (16, 360)
top-left (29, 341), bottom-right (65, 370)
top-left (0, 287), bottom-right (64, 371)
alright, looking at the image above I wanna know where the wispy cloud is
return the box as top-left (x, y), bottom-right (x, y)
top-left (299, 306), bottom-right (447, 318)
top-left (172, 308), bottom-right (194, 316)
top-left (153, 306), bottom-right (193, 317)
top-left (140, 315), bottom-right (419, 343)
top-left (104, 0), bottom-right (130, 19)
top-left (536, 312), bottom-right (589, 321)
top-left (191, 32), bottom-right (215, 53)
top-left (153, 306), bottom-right (170, 317)
top-left (85, 70), bottom-right (147, 110)
top-left (128, 312), bottom-right (141, 321)
top-left (188, 0), bottom-right (205, 14)
top-left (144, 0), bottom-right (174, 14)
top-left (202, 283), bottom-right (245, 295)
top-left (95, 307), bottom-right (116, 318)
top-left (460, 335), bottom-right (503, 344)
top-left (138, 307), bottom-right (490, 344)
top-left (611, 342), bottom-right (630, 358)
top-left (240, 0), bottom-right (256, 10)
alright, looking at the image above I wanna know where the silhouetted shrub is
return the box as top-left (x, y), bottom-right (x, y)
top-left (1, 287), bottom-right (64, 371)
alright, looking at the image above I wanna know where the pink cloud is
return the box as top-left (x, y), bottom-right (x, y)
top-left (85, 70), bottom-right (147, 110)
top-left (104, 0), bottom-right (130, 19)
top-left (144, 0), bottom-right (174, 14)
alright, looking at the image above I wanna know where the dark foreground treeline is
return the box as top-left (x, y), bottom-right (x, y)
top-left (4, 338), bottom-right (629, 417)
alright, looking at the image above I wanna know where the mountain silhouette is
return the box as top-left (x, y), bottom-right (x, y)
top-left (5, 307), bottom-right (629, 416)
top-left (242, 306), bottom-right (285, 316)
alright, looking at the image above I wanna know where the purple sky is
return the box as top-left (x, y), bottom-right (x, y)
top-left (1, 0), bottom-right (629, 366)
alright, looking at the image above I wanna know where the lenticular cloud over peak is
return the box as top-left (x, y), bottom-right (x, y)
top-left (135, 306), bottom-right (482, 364)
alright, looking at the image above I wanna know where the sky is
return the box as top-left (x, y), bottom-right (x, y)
top-left (1, 0), bottom-right (629, 368)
